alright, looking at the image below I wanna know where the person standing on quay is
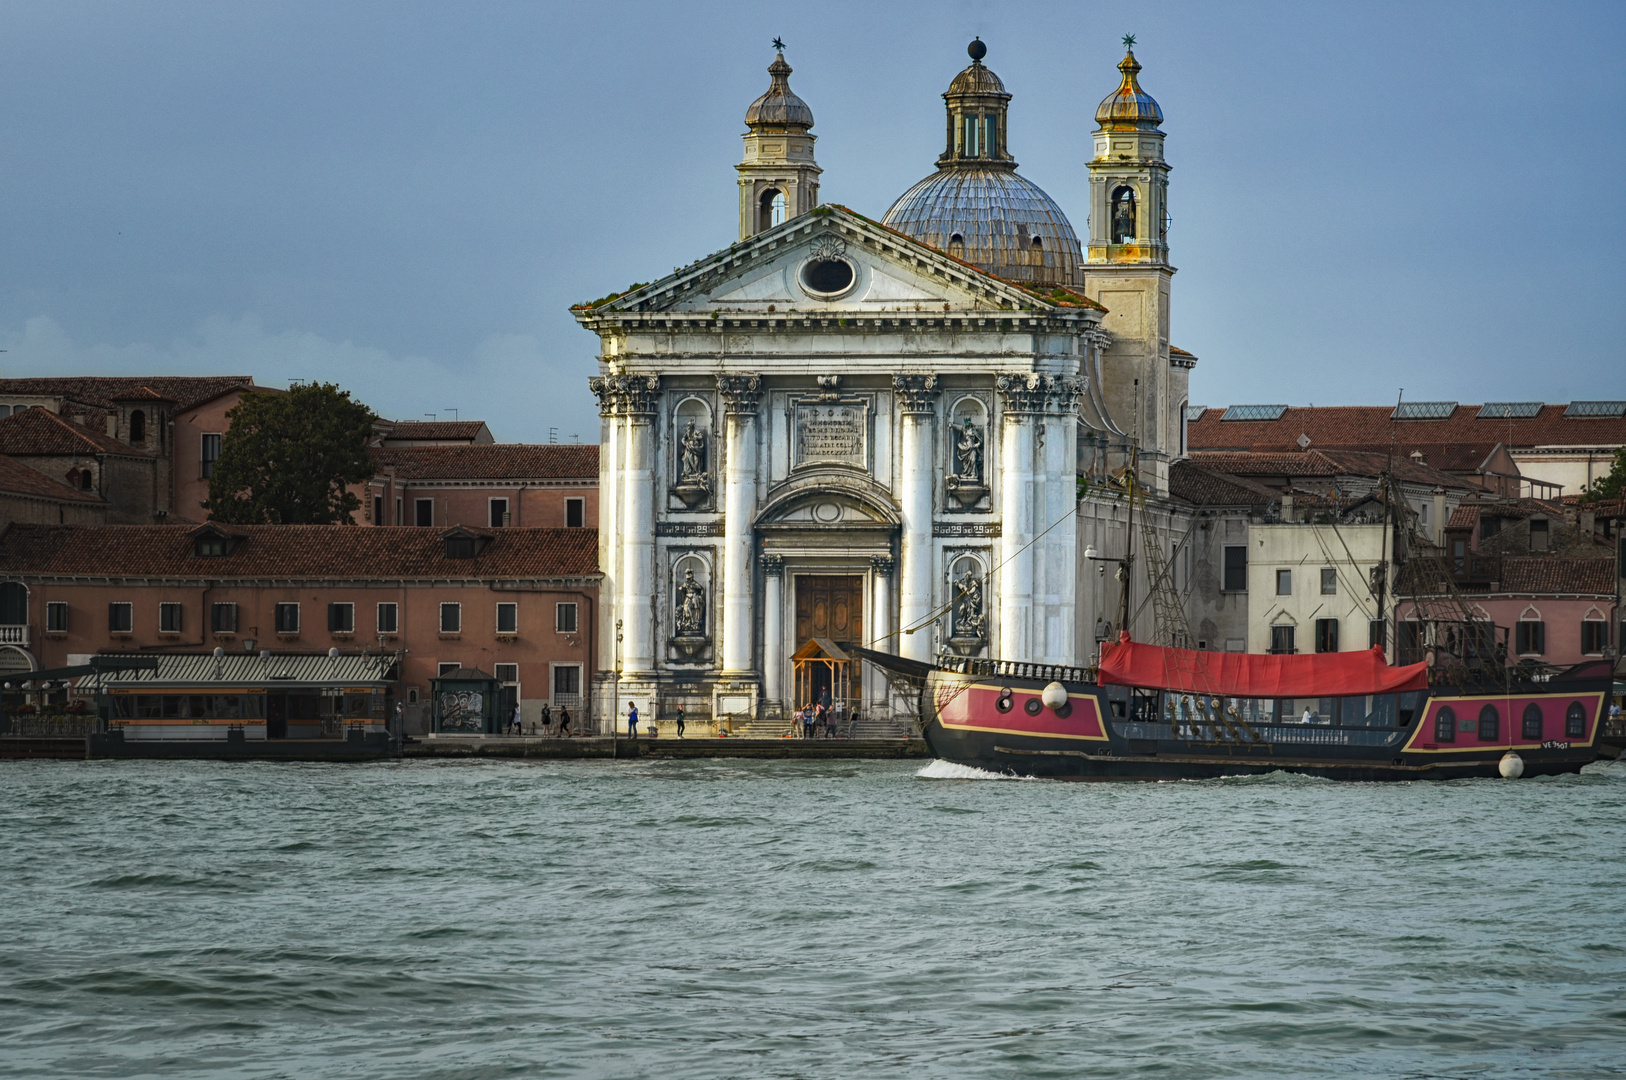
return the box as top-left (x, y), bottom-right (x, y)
top-left (628, 701), bottom-right (639, 740)
top-left (675, 704), bottom-right (685, 738)
top-left (540, 702), bottom-right (552, 735)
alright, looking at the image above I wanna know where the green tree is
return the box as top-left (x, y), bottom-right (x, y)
top-left (204, 383), bottom-right (376, 524)
top-left (1579, 445), bottom-right (1626, 505)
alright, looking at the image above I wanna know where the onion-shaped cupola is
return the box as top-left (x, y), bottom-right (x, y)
top-left (737, 43), bottom-right (822, 240)
top-left (882, 39), bottom-right (1083, 285)
top-left (1095, 42), bottom-right (1163, 131)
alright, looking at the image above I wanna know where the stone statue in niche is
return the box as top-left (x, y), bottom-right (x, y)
top-left (671, 417), bottom-right (712, 508)
top-left (945, 414), bottom-right (989, 508)
top-left (953, 417), bottom-right (983, 483)
top-left (670, 565), bottom-right (710, 659)
top-left (947, 567), bottom-right (987, 655)
top-left (1112, 191), bottom-right (1136, 244)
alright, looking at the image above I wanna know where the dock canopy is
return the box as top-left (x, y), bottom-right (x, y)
top-left (1099, 634), bottom-right (1429, 697)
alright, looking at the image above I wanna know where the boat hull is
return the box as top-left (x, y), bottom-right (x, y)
top-left (917, 668), bottom-right (1611, 782)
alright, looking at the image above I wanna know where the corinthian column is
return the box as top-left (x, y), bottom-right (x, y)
top-left (1040, 376), bottom-right (1083, 664)
top-left (893, 374), bottom-right (938, 662)
top-left (618, 375), bottom-right (660, 676)
top-left (761, 554), bottom-right (784, 709)
top-left (588, 377), bottom-right (622, 676)
top-left (996, 373), bottom-right (1043, 663)
top-left (718, 374), bottom-right (763, 675)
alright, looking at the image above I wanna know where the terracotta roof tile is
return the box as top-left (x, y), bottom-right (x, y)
top-left (0, 524), bottom-right (600, 579)
top-left (373, 444), bottom-right (599, 481)
top-left (0, 407), bottom-right (140, 457)
top-left (0, 455), bottom-right (105, 504)
top-left (1187, 448), bottom-right (1472, 490)
top-left (1188, 403), bottom-right (1626, 455)
top-left (0, 376), bottom-right (254, 412)
top-left (1498, 557), bottom-right (1616, 595)
top-left (109, 386), bottom-right (175, 402)
top-left (1167, 460), bottom-right (1276, 507)
top-left (383, 420), bottom-right (488, 440)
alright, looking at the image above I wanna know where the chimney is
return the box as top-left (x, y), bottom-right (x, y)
top-left (105, 415), bottom-right (117, 438)
top-left (1432, 487), bottom-right (1446, 545)
top-left (1281, 492), bottom-right (1295, 523)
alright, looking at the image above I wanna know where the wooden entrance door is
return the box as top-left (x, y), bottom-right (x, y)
top-left (795, 575), bottom-right (863, 649)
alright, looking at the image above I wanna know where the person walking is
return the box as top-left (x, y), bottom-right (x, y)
top-left (512, 702), bottom-right (522, 735)
top-left (627, 702), bottom-right (640, 740)
top-left (557, 706), bottom-right (571, 737)
top-left (675, 704), bottom-right (686, 738)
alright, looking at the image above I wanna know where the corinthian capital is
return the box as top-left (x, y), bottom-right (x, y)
top-left (995, 372), bottom-right (1046, 415)
top-left (588, 376), bottom-right (618, 417)
top-left (1046, 375), bottom-right (1087, 416)
top-left (618, 374), bottom-right (661, 417)
top-left (892, 373), bottom-right (939, 415)
top-left (717, 374), bottom-right (764, 415)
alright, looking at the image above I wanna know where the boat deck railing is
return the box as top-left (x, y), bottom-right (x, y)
top-left (1111, 721), bottom-right (1408, 748)
top-left (937, 655), bottom-right (1096, 686)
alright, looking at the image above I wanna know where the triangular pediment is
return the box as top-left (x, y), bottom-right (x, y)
top-left (576, 206), bottom-right (1077, 318)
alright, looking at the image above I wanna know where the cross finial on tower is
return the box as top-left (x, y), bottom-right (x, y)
top-left (772, 36), bottom-right (785, 52)
top-left (1122, 33), bottom-right (1136, 51)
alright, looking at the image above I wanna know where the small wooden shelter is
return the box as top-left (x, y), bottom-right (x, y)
top-left (790, 637), bottom-right (856, 712)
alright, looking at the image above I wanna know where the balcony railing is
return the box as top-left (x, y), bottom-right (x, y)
top-left (0, 624), bottom-right (28, 646)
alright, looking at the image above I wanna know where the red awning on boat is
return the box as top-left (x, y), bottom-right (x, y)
top-left (1097, 634), bottom-right (1429, 697)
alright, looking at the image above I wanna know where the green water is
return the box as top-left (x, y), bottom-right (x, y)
top-left (2, 757), bottom-right (1625, 1078)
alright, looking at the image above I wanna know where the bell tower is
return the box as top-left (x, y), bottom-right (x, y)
top-left (1082, 38), bottom-right (1185, 488)
top-left (737, 45), bottom-right (821, 240)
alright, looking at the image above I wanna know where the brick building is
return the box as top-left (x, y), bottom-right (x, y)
top-left (366, 444), bottom-right (599, 530)
top-left (1187, 401), bottom-right (1626, 499)
top-left (0, 375), bottom-right (260, 523)
top-left (0, 521), bottom-right (600, 731)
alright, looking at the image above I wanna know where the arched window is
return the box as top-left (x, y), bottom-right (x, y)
top-left (1477, 703), bottom-right (1500, 742)
top-left (130, 410), bottom-right (146, 443)
top-left (0, 582), bottom-right (27, 626)
top-left (1521, 702), bottom-right (1544, 741)
top-left (947, 232), bottom-right (965, 259)
top-left (1434, 704), bottom-right (1456, 743)
top-left (1565, 701), bottom-right (1586, 739)
top-left (1111, 186), bottom-right (1137, 243)
top-left (758, 188), bottom-right (786, 233)
top-left (81, 469), bottom-right (93, 490)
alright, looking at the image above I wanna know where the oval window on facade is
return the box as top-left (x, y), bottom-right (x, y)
top-left (1434, 704), bottom-right (1456, 743)
top-left (1478, 703), bottom-right (1500, 742)
top-left (799, 257), bottom-right (856, 297)
top-left (1521, 702), bottom-right (1543, 742)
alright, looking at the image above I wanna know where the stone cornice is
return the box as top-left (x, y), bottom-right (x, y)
top-left (7, 574), bottom-right (602, 589)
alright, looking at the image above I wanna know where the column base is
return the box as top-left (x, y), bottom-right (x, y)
top-left (711, 676), bottom-right (761, 732)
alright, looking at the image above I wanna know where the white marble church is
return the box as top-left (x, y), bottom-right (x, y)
top-left (579, 39), bottom-right (1191, 729)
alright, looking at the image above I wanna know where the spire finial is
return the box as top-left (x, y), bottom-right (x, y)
top-left (968, 37), bottom-right (987, 62)
top-left (1121, 33), bottom-right (1136, 51)
top-left (772, 36), bottom-right (785, 52)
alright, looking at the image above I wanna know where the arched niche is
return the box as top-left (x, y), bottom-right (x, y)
top-left (945, 551), bottom-right (989, 655)
top-left (946, 395), bottom-right (989, 507)
top-left (670, 396), bottom-right (714, 509)
top-left (668, 550), bottom-right (713, 661)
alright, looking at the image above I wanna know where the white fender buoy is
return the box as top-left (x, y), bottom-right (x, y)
top-left (1499, 752), bottom-right (1525, 779)
top-left (1041, 681), bottom-right (1068, 711)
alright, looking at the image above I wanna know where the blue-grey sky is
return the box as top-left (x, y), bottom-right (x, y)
top-left (3, 0), bottom-right (1622, 441)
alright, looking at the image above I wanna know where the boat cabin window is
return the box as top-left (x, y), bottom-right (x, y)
top-left (1477, 704), bottom-right (1500, 741)
top-left (1434, 705), bottom-right (1457, 743)
top-left (1565, 701), bottom-right (1586, 739)
top-left (1521, 702), bottom-right (1544, 741)
top-left (1339, 695), bottom-right (1398, 727)
top-left (109, 694), bottom-right (267, 720)
top-left (1397, 691), bottom-right (1421, 727)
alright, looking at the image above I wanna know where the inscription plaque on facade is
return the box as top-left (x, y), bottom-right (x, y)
top-left (794, 403), bottom-right (866, 467)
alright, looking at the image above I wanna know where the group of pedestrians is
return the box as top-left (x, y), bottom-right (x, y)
top-left (794, 699), bottom-right (854, 739)
top-left (623, 703), bottom-right (686, 739)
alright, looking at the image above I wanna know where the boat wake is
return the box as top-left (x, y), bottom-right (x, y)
top-left (916, 759), bottom-right (1031, 781)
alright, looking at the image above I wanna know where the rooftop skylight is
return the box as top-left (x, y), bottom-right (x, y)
top-left (1221, 405), bottom-right (1288, 422)
top-left (1563, 401), bottom-right (1626, 418)
top-left (1392, 401), bottom-right (1457, 420)
top-left (1477, 402), bottom-right (1543, 419)
top-left (1185, 406), bottom-right (1207, 422)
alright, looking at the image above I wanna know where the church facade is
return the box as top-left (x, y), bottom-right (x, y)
top-left (577, 41), bottom-right (1191, 729)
